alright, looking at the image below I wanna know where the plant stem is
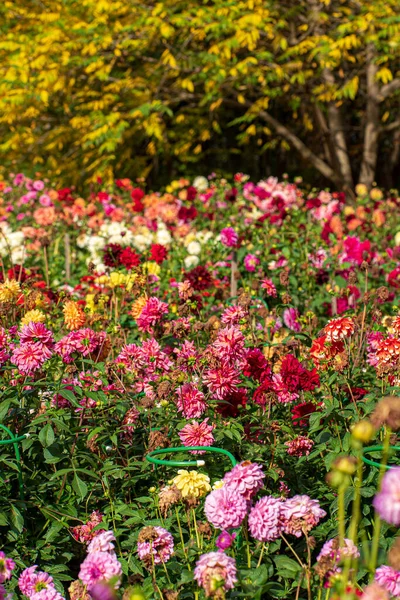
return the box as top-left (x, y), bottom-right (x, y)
top-left (338, 483), bottom-right (346, 547)
top-left (369, 427), bottom-right (391, 576)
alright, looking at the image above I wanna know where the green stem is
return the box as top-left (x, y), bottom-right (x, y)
top-left (369, 427), bottom-right (391, 577)
top-left (338, 484), bottom-right (346, 547)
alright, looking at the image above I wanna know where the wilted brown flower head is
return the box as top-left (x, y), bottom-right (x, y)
top-left (371, 396), bottom-right (400, 431)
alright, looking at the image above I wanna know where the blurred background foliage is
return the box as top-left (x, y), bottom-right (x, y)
top-left (0, 0), bottom-right (399, 190)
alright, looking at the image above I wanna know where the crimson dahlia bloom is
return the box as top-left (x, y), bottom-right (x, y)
top-left (185, 266), bottom-right (213, 291)
top-left (150, 244), bottom-right (168, 264)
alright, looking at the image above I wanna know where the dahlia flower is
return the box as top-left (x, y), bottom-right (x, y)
top-left (137, 526), bottom-right (174, 566)
top-left (373, 467), bottom-right (400, 526)
top-left (173, 470), bottom-right (211, 498)
top-left (324, 317), bottom-right (355, 342)
top-left (223, 461), bottom-right (265, 501)
top-left (19, 322), bottom-right (54, 347)
top-left (213, 326), bottom-right (246, 364)
top-left (31, 589), bottom-right (65, 600)
top-left (204, 486), bottom-right (248, 530)
top-left (361, 582), bottom-right (389, 600)
top-left (283, 307), bottom-right (301, 332)
top-left (0, 279), bottom-right (21, 303)
top-left (215, 531), bottom-right (236, 551)
top-left (248, 496), bottom-right (283, 541)
top-left (220, 228), bottom-right (238, 248)
top-left (0, 552), bottom-right (15, 582)
top-left (136, 297), bottom-right (168, 333)
top-left (282, 495), bottom-right (326, 537)
top-left (285, 436), bottom-right (314, 457)
top-left (204, 364), bottom-right (241, 400)
top-left (176, 383), bottom-right (207, 418)
top-left (220, 305), bottom-right (247, 326)
top-left (244, 254), bottom-right (260, 272)
top-left (178, 419), bottom-right (214, 453)
top-left (316, 538), bottom-right (360, 565)
top-left (63, 301), bottom-right (86, 330)
top-left (18, 566), bottom-right (54, 597)
top-left (20, 310), bottom-right (46, 326)
top-left (375, 565), bottom-right (400, 597)
top-left (261, 278), bottom-right (277, 297)
top-left (87, 531), bottom-right (116, 554)
top-left (194, 552), bottom-right (237, 597)
top-left (11, 342), bottom-right (52, 374)
top-left (78, 551), bottom-right (122, 590)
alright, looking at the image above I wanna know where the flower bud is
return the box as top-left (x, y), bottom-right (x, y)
top-left (332, 456), bottom-right (357, 475)
top-left (351, 420), bottom-right (375, 444)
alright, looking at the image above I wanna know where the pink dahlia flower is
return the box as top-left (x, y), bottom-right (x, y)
top-left (316, 538), bottom-right (359, 575)
top-left (194, 552), bottom-right (237, 597)
top-left (220, 227), bottom-right (238, 248)
top-left (204, 364), bottom-right (241, 400)
top-left (282, 495), bottom-right (326, 538)
top-left (176, 383), bottom-right (207, 418)
top-left (285, 436), bottom-right (314, 457)
top-left (373, 467), bottom-right (400, 526)
top-left (220, 305), bottom-right (247, 326)
top-left (137, 526), bottom-right (174, 565)
top-left (178, 419), bottom-right (214, 454)
top-left (11, 342), bottom-right (52, 374)
top-left (248, 496), bottom-right (283, 541)
top-left (375, 565), bottom-right (400, 597)
top-left (283, 307), bottom-right (301, 332)
top-left (213, 326), bottom-right (246, 365)
top-left (244, 254), bottom-right (260, 272)
top-left (204, 486), bottom-right (247, 530)
top-left (361, 582), bottom-right (390, 600)
top-left (78, 551), bottom-right (122, 590)
top-left (261, 278), bottom-right (277, 297)
top-left (19, 322), bottom-right (54, 348)
top-left (136, 297), bottom-right (168, 334)
top-left (0, 552), bottom-right (15, 582)
top-left (223, 461), bottom-right (265, 501)
top-left (31, 589), bottom-right (65, 600)
top-left (87, 531), bottom-right (116, 554)
top-left (19, 566), bottom-right (54, 597)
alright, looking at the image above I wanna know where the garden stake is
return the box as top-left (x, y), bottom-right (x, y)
top-left (0, 424), bottom-right (26, 500)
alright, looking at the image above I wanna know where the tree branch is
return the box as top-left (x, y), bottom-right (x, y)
top-left (381, 119), bottom-right (400, 133)
top-left (378, 79), bottom-right (400, 103)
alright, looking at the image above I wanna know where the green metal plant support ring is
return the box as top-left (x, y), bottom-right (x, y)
top-left (146, 446), bottom-right (237, 469)
top-left (362, 445), bottom-right (400, 471)
top-left (0, 424), bottom-right (26, 500)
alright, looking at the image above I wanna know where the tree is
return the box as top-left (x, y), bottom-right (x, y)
top-left (0, 0), bottom-right (399, 189)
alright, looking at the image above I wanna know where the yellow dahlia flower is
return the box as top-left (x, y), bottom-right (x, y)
top-left (142, 261), bottom-right (161, 277)
top-left (131, 295), bottom-right (148, 319)
top-left (21, 310), bottom-right (46, 326)
top-left (0, 279), bottom-right (21, 303)
top-left (172, 470), bottom-right (211, 498)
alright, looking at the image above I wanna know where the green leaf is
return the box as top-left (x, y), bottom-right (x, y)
top-left (39, 424), bottom-right (55, 447)
top-left (72, 473), bottom-right (88, 499)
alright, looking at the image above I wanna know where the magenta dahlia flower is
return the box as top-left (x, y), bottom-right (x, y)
top-left (244, 254), bottom-right (260, 272)
top-left (87, 531), bottom-right (116, 554)
top-left (282, 495), bottom-right (326, 537)
top-left (220, 227), bottom-right (238, 248)
top-left (176, 383), bottom-right (207, 418)
top-left (223, 461), bottom-right (265, 501)
top-left (78, 551), bottom-right (122, 590)
top-left (194, 552), bottom-right (237, 597)
top-left (19, 322), bottom-right (54, 348)
top-left (178, 419), bottom-right (214, 453)
top-left (137, 527), bottom-right (174, 565)
top-left (0, 552), bottom-right (15, 583)
top-left (375, 565), bottom-right (400, 597)
top-left (248, 496), bottom-right (283, 541)
top-left (373, 467), bottom-right (400, 526)
top-left (215, 531), bottom-right (236, 551)
top-left (204, 486), bottom-right (247, 530)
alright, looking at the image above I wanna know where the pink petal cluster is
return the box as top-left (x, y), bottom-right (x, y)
top-left (220, 227), bottom-right (238, 248)
top-left (176, 383), bottom-right (207, 418)
top-left (212, 326), bottom-right (246, 365)
top-left (71, 511), bottom-right (104, 543)
top-left (223, 461), bottom-right (265, 501)
top-left (361, 582), bottom-right (390, 600)
top-left (0, 552), bottom-right (15, 582)
top-left (137, 526), bottom-right (174, 565)
top-left (261, 278), bottom-right (277, 297)
top-left (285, 436), bottom-right (314, 457)
top-left (283, 307), bottom-right (301, 332)
top-left (31, 589), bottom-right (64, 600)
top-left (194, 552), bottom-right (237, 596)
top-left (18, 566), bottom-right (55, 598)
top-left (248, 496), bottom-right (284, 541)
top-left (54, 328), bottom-right (107, 363)
top-left (244, 254), bottom-right (260, 272)
top-left (204, 363), bottom-right (241, 400)
top-left (373, 467), bottom-right (400, 526)
top-left (136, 297), bottom-right (168, 333)
top-left (204, 486), bottom-right (247, 530)
top-left (79, 552), bottom-right (122, 590)
top-left (215, 531), bottom-right (236, 551)
top-left (87, 531), bottom-right (116, 554)
top-left (220, 305), bottom-right (247, 326)
top-left (179, 419), bottom-right (214, 453)
top-left (282, 494), bottom-right (326, 538)
top-left (375, 565), bottom-right (400, 597)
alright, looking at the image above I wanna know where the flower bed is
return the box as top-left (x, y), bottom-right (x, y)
top-left (0, 173), bottom-right (399, 599)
